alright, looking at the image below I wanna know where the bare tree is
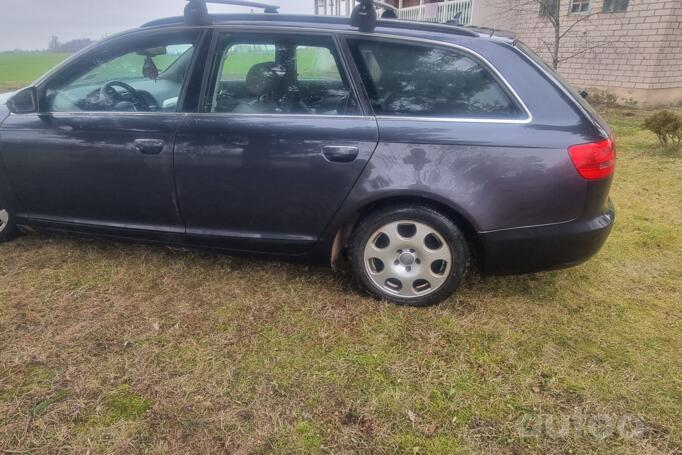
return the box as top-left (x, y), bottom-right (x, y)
top-left (48, 36), bottom-right (60, 53)
top-left (487, 0), bottom-right (620, 70)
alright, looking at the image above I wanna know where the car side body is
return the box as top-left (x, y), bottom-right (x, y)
top-left (0, 14), bottom-right (615, 293)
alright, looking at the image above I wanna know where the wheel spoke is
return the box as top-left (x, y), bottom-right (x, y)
top-left (414, 223), bottom-right (436, 245)
top-left (426, 272), bottom-right (448, 290)
top-left (382, 221), bottom-right (404, 245)
top-left (421, 246), bottom-right (451, 265)
top-left (396, 278), bottom-right (419, 298)
top-left (366, 243), bottom-right (395, 266)
top-left (367, 263), bottom-right (392, 282)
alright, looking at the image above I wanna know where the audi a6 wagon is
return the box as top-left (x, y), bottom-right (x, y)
top-left (0, 0), bottom-right (616, 306)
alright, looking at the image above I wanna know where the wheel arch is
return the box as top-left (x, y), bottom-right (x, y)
top-left (331, 194), bottom-right (484, 271)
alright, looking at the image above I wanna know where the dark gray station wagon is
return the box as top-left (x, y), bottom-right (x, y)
top-left (0, 0), bottom-right (616, 306)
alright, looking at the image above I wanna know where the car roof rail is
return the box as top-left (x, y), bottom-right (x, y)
top-left (184, 0), bottom-right (280, 25)
top-left (142, 12), bottom-right (480, 39)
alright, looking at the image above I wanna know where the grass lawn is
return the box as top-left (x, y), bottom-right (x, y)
top-left (0, 54), bottom-right (681, 453)
top-left (0, 52), bottom-right (71, 92)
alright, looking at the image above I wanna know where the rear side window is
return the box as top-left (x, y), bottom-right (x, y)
top-left (347, 39), bottom-right (525, 120)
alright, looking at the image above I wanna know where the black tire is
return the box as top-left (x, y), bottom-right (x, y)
top-left (0, 206), bottom-right (17, 243)
top-left (349, 205), bottom-right (470, 307)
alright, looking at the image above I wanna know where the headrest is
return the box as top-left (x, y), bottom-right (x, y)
top-left (245, 62), bottom-right (281, 97)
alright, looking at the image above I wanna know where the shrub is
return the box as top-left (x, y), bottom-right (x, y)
top-left (644, 111), bottom-right (682, 146)
top-left (586, 89), bottom-right (619, 107)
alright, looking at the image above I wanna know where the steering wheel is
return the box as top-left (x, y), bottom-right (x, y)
top-left (99, 81), bottom-right (148, 111)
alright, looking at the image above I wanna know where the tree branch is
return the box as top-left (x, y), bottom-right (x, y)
top-left (557, 41), bottom-right (611, 63)
top-left (560, 11), bottom-right (601, 40)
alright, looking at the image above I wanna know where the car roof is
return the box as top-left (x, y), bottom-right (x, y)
top-left (140, 13), bottom-right (517, 44)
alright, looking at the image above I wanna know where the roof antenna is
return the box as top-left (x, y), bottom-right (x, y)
top-left (351, 0), bottom-right (377, 33)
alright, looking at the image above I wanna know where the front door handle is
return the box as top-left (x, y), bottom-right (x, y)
top-left (134, 139), bottom-right (165, 155)
top-left (322, 146), bottom-right (359, 163)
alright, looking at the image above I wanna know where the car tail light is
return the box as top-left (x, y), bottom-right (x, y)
top-left (568, 138), bottom-right (616, 180)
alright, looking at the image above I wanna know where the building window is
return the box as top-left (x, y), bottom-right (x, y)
top-left (539, 0), bottom-right (559, 17)
top-left (569, 0), bottom-right (590, 14)
top-left (603, 0), bottom-right (629, 12)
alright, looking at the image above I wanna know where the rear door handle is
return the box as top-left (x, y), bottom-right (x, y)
top-left (134, 139), bottom-right (165, 155)
top-left (322, 146), bottom-right (359, 163)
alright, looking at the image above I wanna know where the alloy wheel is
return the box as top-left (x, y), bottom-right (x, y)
top-left (363, 220), bottom-right (453, 299)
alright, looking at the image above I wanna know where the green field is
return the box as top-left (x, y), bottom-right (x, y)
top-left (0, 53), bottom-right (681, 454)
top-left (0, 51), bottom-right (184, 91)
top-left (0, 51), bottom-right (71, 91)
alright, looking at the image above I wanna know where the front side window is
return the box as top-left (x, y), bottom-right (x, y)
top-left (347, 39), bottom-right (525, 120)
top-left (45, 30), bottom-right (200, 113)
top-left (569, 0), bottom-right (590, 14)
top-left (603, 0), bottom-right (628, 12)
top-left (209, 34), bottom-right (358, 115)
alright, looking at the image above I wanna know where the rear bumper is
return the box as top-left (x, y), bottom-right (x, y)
top-left (480, 200), bottom-right (615, 275)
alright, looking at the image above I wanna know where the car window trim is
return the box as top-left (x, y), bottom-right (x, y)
top-left (17, 24), bottom-right (531, 124)
top-left (197, 27), bottom-right (371, 118)
top-left (177, 29), bottom-right (213, 113)
top-left (200, 28), bottom-right (226, 113)
top-left (340, 33), bottom-right (533, 124)
top-left (202, 26), bottom-right (531, 123)
top-left (334, 34), bottom-right (374, 117)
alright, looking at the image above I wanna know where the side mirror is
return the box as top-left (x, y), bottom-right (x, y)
top-left (580, 90), bottom-right (589, 99)
top-left (7, 87), bottom-right (38, 114)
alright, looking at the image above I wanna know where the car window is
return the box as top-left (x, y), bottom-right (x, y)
top-left (209, 34), bottom-right (359, 116)
top-left (347, 39), bottom-right (525, 120)
top-left (44, 31), bottom-right (200, 113)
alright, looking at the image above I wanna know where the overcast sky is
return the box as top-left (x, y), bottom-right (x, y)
top-left (0, 0), bottom-right (315, 51)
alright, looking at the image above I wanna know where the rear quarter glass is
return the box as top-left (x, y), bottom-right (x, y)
top-left (514, 41), bottom-right (611, 137)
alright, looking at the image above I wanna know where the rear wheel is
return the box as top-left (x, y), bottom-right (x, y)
top-left (0, 207), bottom-right (17, 243)
top-left (349, 205), bottom-right (470, 306)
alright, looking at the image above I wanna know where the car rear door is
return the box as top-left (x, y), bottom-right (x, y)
top-left (174, 30), bottom-right (378, 254)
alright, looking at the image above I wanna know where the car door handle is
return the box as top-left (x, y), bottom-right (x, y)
top-left (134, 139), bottom-right (165, 155)
top-left (322, 146), bottom-right (359, 163)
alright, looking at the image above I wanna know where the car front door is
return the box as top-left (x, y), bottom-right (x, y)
top-left (0, 29), bottom-right (204, 240)
top-left (174, 31), bottom-right (378, 254)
